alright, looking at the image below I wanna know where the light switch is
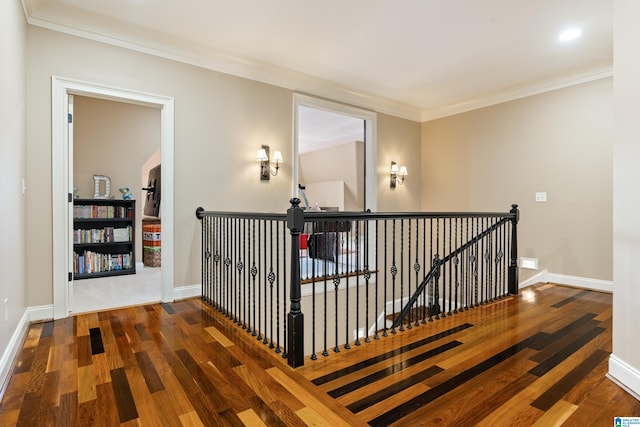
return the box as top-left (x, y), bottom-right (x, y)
top-left (535, 192), bottom-right (547, 203)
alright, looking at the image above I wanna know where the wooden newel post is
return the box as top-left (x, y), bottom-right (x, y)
top-left (286, 198), bottom-right (305, 368)
top-left (508, 204), bottom-right (519, 295)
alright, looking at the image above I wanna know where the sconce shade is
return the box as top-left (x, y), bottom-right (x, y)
top-left (256, 148), bottom-right (269, 162)
top-left (272, 150), bottom-right (283, 164)
top-left (399, 166), bottom-right (408, 176)
top-left (390, 163), bottom-right (400, 174)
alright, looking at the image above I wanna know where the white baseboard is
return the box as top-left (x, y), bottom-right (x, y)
top-left (608, 354), bottom-right (640, 400)
top-left (0, 304), bottom-right (54, 398)
top-left (519, 270), bottom-right (613, 293)
top-left (519, 270), bottom-right (548, 289)
top-left (171, 284), bottom-right (201, 301)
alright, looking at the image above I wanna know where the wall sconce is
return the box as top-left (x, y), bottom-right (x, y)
top-left (390, 161), bottom-right (408, 188)
top-left (256, 144), bottom-right (283, 180)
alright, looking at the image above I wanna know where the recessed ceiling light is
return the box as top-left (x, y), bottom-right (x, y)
top-left (558, 28), bottom-right (582, 42)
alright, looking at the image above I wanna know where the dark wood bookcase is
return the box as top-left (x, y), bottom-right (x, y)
top-left (73, 199), bottom-right (136, 280)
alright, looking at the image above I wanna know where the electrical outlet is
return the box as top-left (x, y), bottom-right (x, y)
top-left (520, 257), bottom-right (539, 270)
top-left (535, 192), bottom-right (547, 203)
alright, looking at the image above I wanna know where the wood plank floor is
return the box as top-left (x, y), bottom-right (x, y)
top-left (1, 283), bottom-right (639, 426)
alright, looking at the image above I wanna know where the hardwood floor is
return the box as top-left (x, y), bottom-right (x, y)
top-left (1, 283), bottom-right (638, 426)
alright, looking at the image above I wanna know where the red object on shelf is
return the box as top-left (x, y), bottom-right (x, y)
top-left (299, 234), bottom-right (308, 249)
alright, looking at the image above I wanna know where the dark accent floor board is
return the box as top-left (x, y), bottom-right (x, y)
top-left (110, 367), bottom-right (138, 422)
top-left (531, 349), bottom-right (610, 411)
top-left (134, 351), bottom-right (165, 393)
top-left (311, 322), bottom-right (473, 385)
top-left (40, 321), bottom-right (55, 338)
top-left (551, 290), bottom-right (592, 308)
top-left (347, 364), bottom-right (444, 413)
top-left (329, 340), bottom-right (462, 398)
top-left (88, 327), bottom-right (104, 355)
top-left (528, 326), bottom-right (605, 377)
top-left (529, 312), bottom-right (597, 351)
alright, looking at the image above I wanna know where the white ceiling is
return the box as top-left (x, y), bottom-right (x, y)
top-left (23, 0), bottom-right (612, 122)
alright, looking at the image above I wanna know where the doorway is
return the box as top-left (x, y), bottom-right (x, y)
top-left (52, 77), bottom-right (175, 319)
top-left (293, 94), bottom-right (377, 211)
top-left (70, 95), bottom-right (161, 313)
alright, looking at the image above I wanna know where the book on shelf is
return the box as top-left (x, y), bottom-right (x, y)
top-left (73, 250), bottom-right (133, 275)
top-left (73, 226), bottom-right (132, 244)
top-left (73, 204), bottom-right (133, 219)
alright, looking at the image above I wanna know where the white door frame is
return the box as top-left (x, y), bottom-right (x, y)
top-left (52, 76), bottom-right (175, 319)
top-left (292, 93), bottom-right (377, 211)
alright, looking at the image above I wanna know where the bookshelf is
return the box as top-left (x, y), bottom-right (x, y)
top-left (73, 199), bottom-right (136, 279)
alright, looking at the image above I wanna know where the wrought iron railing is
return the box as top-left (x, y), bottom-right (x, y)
top-left (196, 202), bottom-right (519, 368)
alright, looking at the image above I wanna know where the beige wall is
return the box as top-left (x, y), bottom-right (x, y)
top-left (422, 78), bottom-right (613, 283)
top-left (299, 140), bottom-right (364, 210)
top-left (0, 0), bottom-right (28, 368)
top-left (612, 0), bottom-right (640, 394)
top-left (377, 113), bottom-right (423, 212)
top-left (73, 96), bottom-right (161, 262)
top-left (25, 26), bottom-right (422, 306)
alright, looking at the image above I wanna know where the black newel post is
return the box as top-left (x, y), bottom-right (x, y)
top-left (508, 204), bottom-right (519, 295)
top-left (286, 198), bottom-right (305, 368)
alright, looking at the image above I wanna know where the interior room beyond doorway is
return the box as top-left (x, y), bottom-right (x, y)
top-left (71, 95), bottom-right (162, 314)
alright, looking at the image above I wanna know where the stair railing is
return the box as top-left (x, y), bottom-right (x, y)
top-left (196, 202), bottom-right (519, 368)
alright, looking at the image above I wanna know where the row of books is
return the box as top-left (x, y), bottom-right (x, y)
top-left (74, 204), bottom-right (133, 219)
top-left (74, 226), bottom-right (132, 244)
top-left (74, 250), bottom-right (133, 275)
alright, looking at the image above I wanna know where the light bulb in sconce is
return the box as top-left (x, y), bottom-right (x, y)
top-left (257, 145), bottom-right (283, 181)
top-left (390, 161), bottom-right (407, 188)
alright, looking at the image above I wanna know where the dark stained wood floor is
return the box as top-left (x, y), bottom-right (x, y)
top-left (1, 283), bottom-right (639, 426)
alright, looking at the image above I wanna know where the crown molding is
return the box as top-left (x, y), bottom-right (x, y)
top-left (22, 1), bottom-right (423, 122)
top-left (22, 1), bottom-right (611, 124)
top-left (421, 68), bottom-right (614, 122)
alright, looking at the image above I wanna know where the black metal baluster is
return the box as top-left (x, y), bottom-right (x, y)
top-left (374, 220), bottom-right (380, 340)
top-left (224, 217), bottom-right (232, 317)
top-left (267, 220), bottom-right (275, 347)
top-left (250, 219), bottom-right (257, 336)
top-left (391, 220), bottom-right (397, 334)
top-left (383, 220), bottom-right (389, 337)
top-left (453, 218), bottom-right (460, 313)
top-left (355, 220), bottom-right (362, 346)
top-left (234, 217), bottom-right (239, 323)
top-left (413, 218), bottom-right (421, 327)
top-left (399, 219), bottom-right (405, 331)
top-left (447, 217), bottom-right (452, 315)
top-left (428, 218), bottom-right (434, 322)
top-left (343, 224), bottom-right (351, 349)
top-left (435, 218), bottom-right (441, 319)
top-left (364, 220), bottom-right (372, 343)
top-left (262, 219), bottom-right (268, 341)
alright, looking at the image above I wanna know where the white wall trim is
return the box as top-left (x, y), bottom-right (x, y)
top-left (518, 270), bottom-right (613, 293)
top-left (608, 354), bottom-right (640, 401)
top-left (171, 284), bottom-right (201, 301)
top-left (0, 305), bottom-right (54, 397)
